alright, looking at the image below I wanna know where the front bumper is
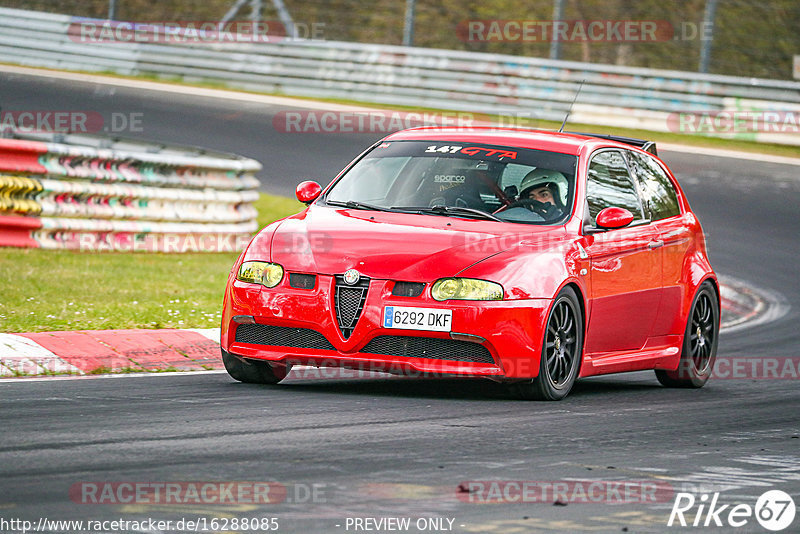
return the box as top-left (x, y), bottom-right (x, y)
top-left (221, 275), bottom-right (551, 379)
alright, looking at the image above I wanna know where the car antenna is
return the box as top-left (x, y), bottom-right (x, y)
top-left (558, 79), bottom-right (585, 133)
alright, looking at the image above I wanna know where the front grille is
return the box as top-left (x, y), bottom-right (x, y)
top-left (334, 274), bottom-right (369, 339)
top-left (289, 273), bottom-right (316, 289)
top-left (234, 325), bottom-right (494, 365)
top-left (392, 281), bottom-right (425, 297)
top-left (235, 324), bottom-right (335, 351)
top-left (361, 335), bottom-right (494, 364)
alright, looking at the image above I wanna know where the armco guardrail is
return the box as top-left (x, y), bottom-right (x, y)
top-left (1, 7), bottom-right (800, 145)
top-left (0, 127), bottom-right (260, 252)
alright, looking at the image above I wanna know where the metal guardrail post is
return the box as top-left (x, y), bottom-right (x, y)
top-left (403, 0), bottom-right (416, 47)
top-left (549, 0), bottom-right (565, 61)
top-left (698, 0), bottom-right (719, 73)
top-left (222, 0), bottom-right (250, 24)
top-left (251, 0), bottom-right (262, 24)
top-left (271, 0), bottom-right (296, 39)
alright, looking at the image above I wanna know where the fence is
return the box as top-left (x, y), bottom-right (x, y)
top-left (1, 7), bottom-right (799, 145)
top-left (0, 127), bottom-right (260, 252)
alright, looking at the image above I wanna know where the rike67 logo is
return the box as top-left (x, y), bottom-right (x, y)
top-left (668, 490), bottom-right (796, 531)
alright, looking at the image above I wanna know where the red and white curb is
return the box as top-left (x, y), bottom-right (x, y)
top-left (0, 277), bottom-right (788, 378)
top-left (718, 275), bottom-right (790, 334)
top-left (0, 328), bottom-right (222, 377)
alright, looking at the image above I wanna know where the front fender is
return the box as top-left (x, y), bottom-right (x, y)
top-left (458, 241), bottom-right (586, 300)
top-left (242, 218), bottom-right (287, 263)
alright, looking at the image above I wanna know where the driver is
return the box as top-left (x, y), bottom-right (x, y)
top-left (515, 168), bottom-right (567, 219)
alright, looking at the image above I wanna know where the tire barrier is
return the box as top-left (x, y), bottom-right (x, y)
top-left (0, 128), bottom-right (261, 252)
top-left (0, 175), bottom-right (43, 215)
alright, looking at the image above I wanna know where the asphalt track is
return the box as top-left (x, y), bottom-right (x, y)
top-left (1, 71), bottom-right (799, 533)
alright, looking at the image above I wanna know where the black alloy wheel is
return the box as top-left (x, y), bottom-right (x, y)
top-left (656, 281), bottom-right (719, 388)
top-left (514, 286), bottom-right (583, 400)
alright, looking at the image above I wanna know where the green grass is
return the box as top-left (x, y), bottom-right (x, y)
top-left (253, 193), bottom-right (304, 228)
top-left (0, 193), bottom-right (304, 333)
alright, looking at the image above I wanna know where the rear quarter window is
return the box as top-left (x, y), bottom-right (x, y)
top-left (627, 151), bottom-right (681, 220)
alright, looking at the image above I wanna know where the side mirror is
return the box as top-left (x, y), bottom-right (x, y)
top-left (596, 207), bottom-right (634, 230)
top-left (296, 181), bottom-right (322, 204)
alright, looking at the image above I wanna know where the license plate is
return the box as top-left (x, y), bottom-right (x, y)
top-left (383, 306), bottom-right (452, 332)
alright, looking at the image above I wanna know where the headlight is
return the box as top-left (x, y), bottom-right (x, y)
top-left (431, 278), bottom-right (503, 301)
top-left (237, 261), bottom-right (284, 288)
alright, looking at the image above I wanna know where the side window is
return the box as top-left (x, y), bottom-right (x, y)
top-left (586, 150), bottom-right (645, 225)
top-left (499, 164), bottom-right (532, 192)
top-left (627, 151), bottom-right (681, 220)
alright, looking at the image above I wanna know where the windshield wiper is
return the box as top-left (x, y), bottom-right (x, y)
top-left (326, 199), bottom-right (395, 212)
top-left (393, 205), bottom-right (502, 222)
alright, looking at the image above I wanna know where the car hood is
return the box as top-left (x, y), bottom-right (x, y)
top-left (266, 205), bottom-right (564, 280)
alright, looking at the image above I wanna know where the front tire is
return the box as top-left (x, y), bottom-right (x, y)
top-left (222, 349), bottom-right (290, 384)
top-left (655, 281), bottom-right (719, 388)
top-left (513, 287), bottom-right (583, 400)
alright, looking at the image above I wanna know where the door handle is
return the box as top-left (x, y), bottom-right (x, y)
top-left (648, 240), bottom-right (664, 249)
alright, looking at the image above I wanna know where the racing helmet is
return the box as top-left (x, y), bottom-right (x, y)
top-left (518, 168), bottom-right (568, 208)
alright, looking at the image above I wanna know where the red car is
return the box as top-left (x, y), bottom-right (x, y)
top-left (221, 128), bottom-right (719, 400)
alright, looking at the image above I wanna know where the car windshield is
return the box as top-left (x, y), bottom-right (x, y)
top-left (325, 140), bottom-right (578, 224)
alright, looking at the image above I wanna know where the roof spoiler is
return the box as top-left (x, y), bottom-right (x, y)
top-left (567, 132), bottom-right (658, 156)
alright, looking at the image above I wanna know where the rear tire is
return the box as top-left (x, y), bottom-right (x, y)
top-left (513, 287), bottom-right (583, 401)
top-left (655, 281), bottom-right (719, 388)
top-left (222, 349), bottom-right (290, 384)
